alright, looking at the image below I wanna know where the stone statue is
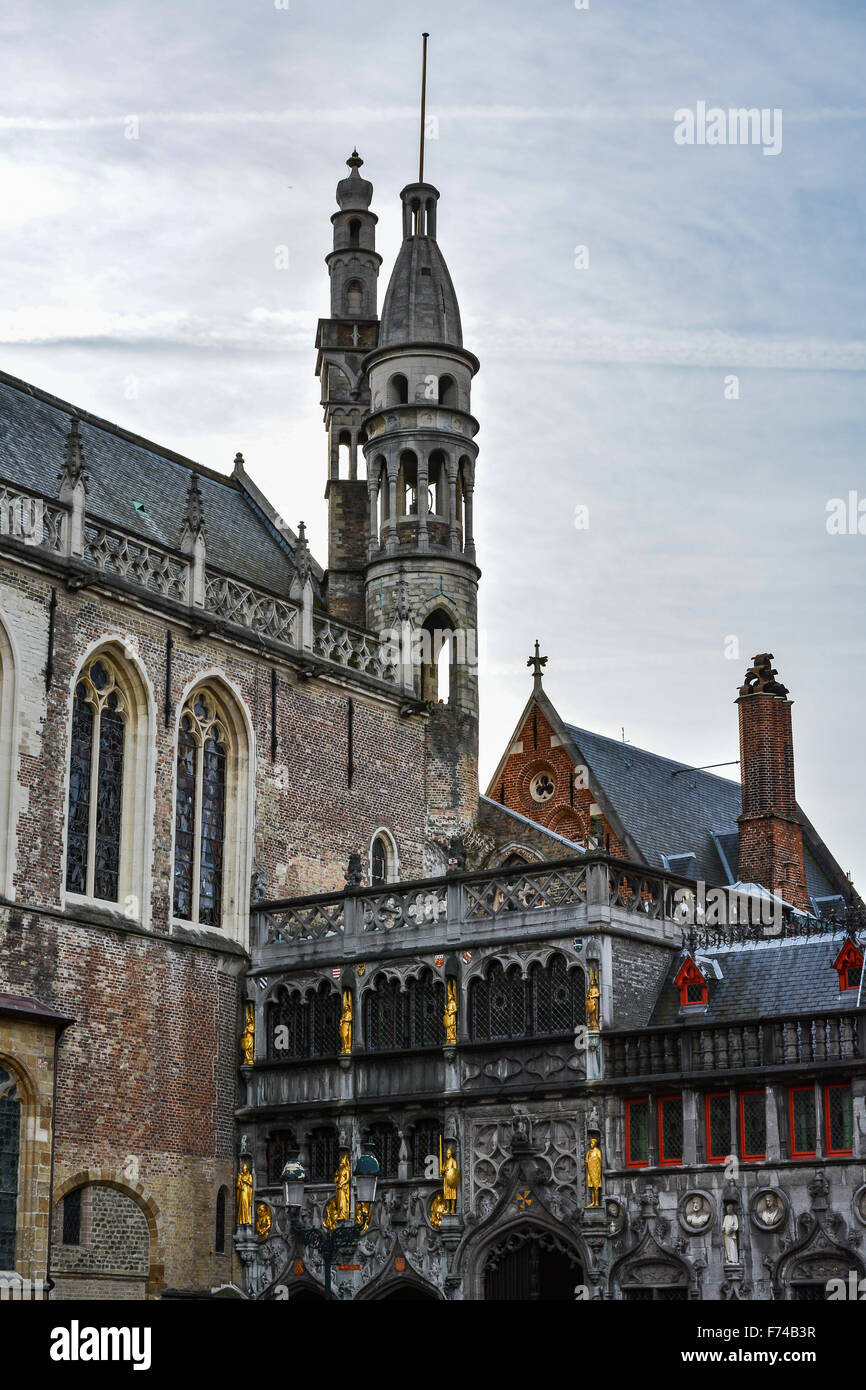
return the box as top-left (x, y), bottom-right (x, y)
top-left (585, 1136), bottom-right (602, 1206)
top-left (443, 977), bottom-right (458, 1045)
top-left (240, 1003), bottom-right (255, 1067)
top-left (255, 1202), bottom-right (272, 1240)
top-left (339, 989), bottom-right (353, 1055)
top-left (586, 966), bottom-right (600, 1032)
top-left (722, 1202), bottom-right (740, 1264)
top-left (442, 1146), bottom-right (460, 1214)
top-left (323, 1151), bottom-right (352, 1229)
top-left (430, 1191), bottom-right (447, 1228)
top-left (236, 1161), bottom-right (253, 1227)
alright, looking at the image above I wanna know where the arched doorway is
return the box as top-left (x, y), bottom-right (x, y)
top-left (483, 1227), bottom-right (582, 1301)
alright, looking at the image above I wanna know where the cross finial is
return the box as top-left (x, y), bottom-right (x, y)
top-left (527, 640), bottom-right (547, 684)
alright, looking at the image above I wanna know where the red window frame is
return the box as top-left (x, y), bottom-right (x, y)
top-left (658, 1094), bottom-right (683, 1166)
top-left (674, 956), bottom-right (707, 1007)
top-left (788, 1086), bottom-right (817, 1159)
top-left (625, 1097), bottom-right (650, 1168)
top-left (738, 1089), bottom-right (766, 1162)
top-left (824, 1084), bottom-right (854, 1157)
top-left (705, 1091), bottom-right (730, 1164)
top-left (832, 938), bottom-right (863, 992)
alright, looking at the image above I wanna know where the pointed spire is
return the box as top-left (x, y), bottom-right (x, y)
top-left (185, 472), bottom-right (205, 538)
top-left (527, 640), bottom-right (547, 688)
top-left (294, 520), bottom-right (311, 587)
top-left (58, 416), bottom-right (87, 492)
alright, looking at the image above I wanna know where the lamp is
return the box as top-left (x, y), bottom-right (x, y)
top-left (281, 1148), bottom-right (306, 1208)
top-left (353, 1140), bottom-right (380, 1205)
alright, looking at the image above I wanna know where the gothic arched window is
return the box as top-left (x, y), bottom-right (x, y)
top-left (345, 280), bottom-right (363, 315)
top-left (267, 984), bottom-right (339, 1060)
top-left (529, 957), bottom-right (585, 1036)
top-left (370, 830), bottom-right (398, 886)
top-left (407, 969), bottom-right (444, 1048)
top-left (0, 1065), bottom-right (20, 1269)
top-left (469, 956), bottom-right (584, 1042)
top-left (65, 656), bottom-right (127, 902)
top-left (173, 688), bottom-right (229, 926)
top-left (364, 975), bottom-right (407, 1051)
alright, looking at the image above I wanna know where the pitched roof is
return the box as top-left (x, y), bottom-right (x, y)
top-left (0, 369), bottom-right (319, 600)
top-left (648, 934), bottom-right (863, 1025)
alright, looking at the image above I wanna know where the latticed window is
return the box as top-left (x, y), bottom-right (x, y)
top-left (267, 985), bottom-right (339, 1060)
top-left (365, 975), bottom-right (408, 1050)
top-left (173, 690), bottom-right (229, 925)
top-left (470, 956), bottom-right (583, 1042)
top-left (411, 1118), bottom-right (440, 1177)
top-left (267, 1129), bottom-right (298, 1183)
top-left (658, 1095), bottom-right (683, 1165)
top-left (308, 1127), bottom-right (339, 1182)
top-left (0, 1065), bottom-right (20, 1269)
top-left (789, 1086), bottom-right (817, 1158)
top-left (366, 1122), bottom-right (400, 1178)
top-left (705, 1091), bottom-right (731, 1163)
top-left (65, 657), bottom-right (126, 901)
top-left (626, 1098), bottom-right (649, 1167)
top-left (739, 1090), bottom-right (766, 1160)
top-left (407, 970), bottom-right (444, 1047)
top-left (824, 1084), bottom-right (853, 1156)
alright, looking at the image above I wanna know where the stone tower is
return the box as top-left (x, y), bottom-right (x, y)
top-left (361, 179), bottom-right (481, 843)
top-left (317, 151), bottom-right (382, 626)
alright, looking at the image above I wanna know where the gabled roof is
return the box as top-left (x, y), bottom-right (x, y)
top-left (0, 369), bottom-right (322, 601)
top-left (648, 935), bottom-right (863, 1026)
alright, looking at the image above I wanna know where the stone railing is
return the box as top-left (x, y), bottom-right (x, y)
top-left (605, 1009), bottom-right (865, 1080)
top-left (0, 482), bottom-right (67, 555)
top-left (84, 521), bottom-right (189, 600)
top-left (312, 615), bottom-right (399, 685)
top-left (205, 570), bottom-right (298, 646)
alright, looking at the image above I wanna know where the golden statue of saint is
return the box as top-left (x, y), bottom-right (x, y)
top-left (255, 1202), bottom-right (272, 1240)
top-left (429, 1191), bottom-right (447, 1228)
top-left (443, 978), bottom-right (458, 1045)
top-left (585, 1137), bottom-right (602, 1206)
top-left (240, 1003), bottom-right (255, 1067)
top-left (236, 1161), bottom-right (253, 1226)
top-left (323, 1151), bottom-right (352, 1229)
top-left (339, 989), bottom-right (353, 1055)
top-left (355, 1201), bottom-right (371, 1232)
top-left (442, 1145), bottom-right (460, 1214)
top-left (586, 966), bottom-right (600, 1032)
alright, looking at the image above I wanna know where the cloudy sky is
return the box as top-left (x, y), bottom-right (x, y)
top-left (2, 0), bottom-right (864, 889)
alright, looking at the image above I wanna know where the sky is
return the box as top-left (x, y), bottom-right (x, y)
top-left (1, 0), bottom-right (864, 889)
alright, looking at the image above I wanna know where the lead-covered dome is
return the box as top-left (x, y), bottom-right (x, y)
top-left (379, 182), bottom-right (463, 348)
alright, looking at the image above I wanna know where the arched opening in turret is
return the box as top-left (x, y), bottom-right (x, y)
top-left (337, 429), bottom-right (352, 477)
top-left (421, 608), bottom-right (454, 705)
top-left (372, 455), bottom-right (388, 540)
top-left (387, 374), bottom-right (409, 407)
top-left (438, 375), bottom-right (457, 408)
top-left (397, 451), bottom-right (419, 518)
top-left (428, 451), bottom-right (447, 518)
top-left (425, 197), bottom-right (437, 239)
top-left (345, 280), bottom-right (363, 316)
top-left (348, 218), bottom-right (361, 248)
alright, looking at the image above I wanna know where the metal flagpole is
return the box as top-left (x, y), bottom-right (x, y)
top-left (419, 33), bottom-right (429, 183)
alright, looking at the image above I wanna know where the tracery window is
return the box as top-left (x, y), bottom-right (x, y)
top-left (173, 689), bottom-right (228, 926)
top-left (267, 984), bottom-right (339, 1060)
top-left (364, 970), bottom-right (444, 1051)
top-left (65, 656), bottom-right (126, 901)
top-left (0, 1065), bottom-right (20, 1269)
top-left (469, 956), bottom-right (584, 1042)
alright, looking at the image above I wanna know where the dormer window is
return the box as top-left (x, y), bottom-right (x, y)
top-left (833, 938), bottom-right (863, 992)
top-left (674, 957), bottom-right (707, 1008)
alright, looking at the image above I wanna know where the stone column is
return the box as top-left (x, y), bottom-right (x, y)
top-left (446, 460), bottom-right (458, 553)
top-left (417, 451), bottom-right (429, 551)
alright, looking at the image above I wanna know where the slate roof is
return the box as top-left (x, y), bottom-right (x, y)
top-left (648, 934), bottom-right (863, 1026)
top-left (0, 369), bottom-right (318, 600)
top-left (564, 723), bottom-right (843, 905)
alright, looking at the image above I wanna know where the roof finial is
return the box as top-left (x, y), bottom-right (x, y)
top-left (58, 416), bottom-right (87, 491)
top-left (294, 520), bottom-right (311, 586)
top-left (185, 472), bottom-right (205, 538)
top-left (527, 639), bottom-right (547, 686)
top-left (419, 32), bottom-right (430, 183)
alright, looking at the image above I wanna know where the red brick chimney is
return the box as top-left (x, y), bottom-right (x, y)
top-left (736, 654), bottom-right (810, 911)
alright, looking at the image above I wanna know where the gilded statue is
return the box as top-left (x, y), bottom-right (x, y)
top-left (323, 1151), bottom-right (352, 1230)
top-left (240, 1003), bottom-right (255, 1067)
top-left (255, 1202), bottom-right (272, 1240)
top-left (585, 1136), bottom-right (602, 1207)
top-left (236, 1161), bottom-right (253, 1227)
top-left (443, 977), bottom-right (458, 1045)
top-left (586, 965), bottom-right (600, 1032)
top-left (355, 1201), bottom-right (371, 1233)
top-left (339, 989), bottom-right (353, 1055)
top-left (441, 1142), bottom-right (460, 1215)
top-left (429, 1191), bottom-right (447, 1228)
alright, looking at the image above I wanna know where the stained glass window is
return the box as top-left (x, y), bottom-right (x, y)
top-left (0, 1066), bottom-right (20, 1269)
top-left (65, 659), bottom-right (125, 902)
top-left (172, 690), bottom-right (229, 926)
